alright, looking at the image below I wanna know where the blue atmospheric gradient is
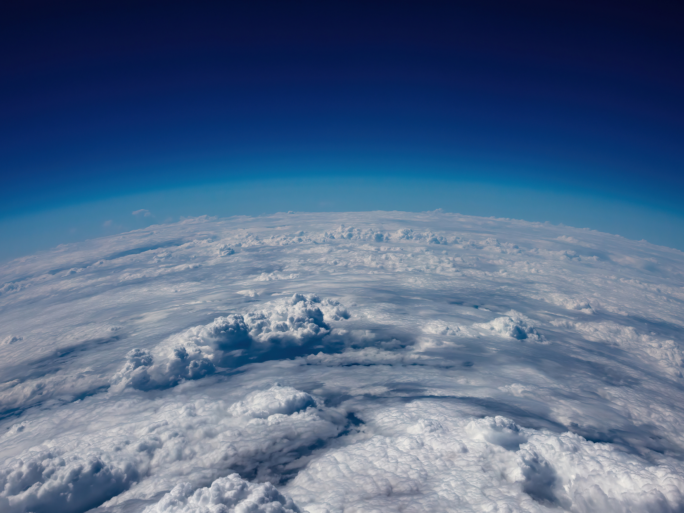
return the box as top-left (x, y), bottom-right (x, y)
top-left (0, 0), bottom-right (683, 260)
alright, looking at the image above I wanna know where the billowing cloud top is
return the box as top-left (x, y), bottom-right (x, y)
top-left (0, 211), bottom-right (683, 513)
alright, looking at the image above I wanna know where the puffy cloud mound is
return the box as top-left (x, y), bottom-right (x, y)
top-left (0, 385), bottom-right (344, 513)
top-left (229, 385), bottom-right (318, 419)
top-left (477, 311), bottom-right (543, 341)
top-left (514, 430), bottom-right (684, 512)
top-left (216, 244), bottom-right (235, 257)
top-left (466, 416), bottom-right (528, 451)
top-left (287, 405), bottom-right (684, 513)
top-left (112, 345), bottom-right (215, 391)
top-left (112, 295), bottom-right (349, 391)
top-left (143, 474), bottom-right (301, 513)
top-left (0, 450), bottom-right (141, 513)
top-left (242, 294), bottom-right (332, 345)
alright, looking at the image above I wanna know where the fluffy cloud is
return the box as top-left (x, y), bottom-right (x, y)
top-left (513, 429), bottom-right (684, 512)
top-left (0, 449), bottom-right (142, 513)
top-left (476, 311), bottom-right (544, 342)
top-left (228, 385), bottom-right (318, 419)
top-left (111, 294), bottom-right (349, 391)
top-left (0, 385), bottom-right (344, 512)
top-left (286, 404), bottom-right (684, 513)
top-left (143, 474), bottom-right (301, 513)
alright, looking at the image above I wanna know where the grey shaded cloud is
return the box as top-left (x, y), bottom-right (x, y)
top-left (111, 294), bottom-right (349, 392)
top-left (476, 311), bottom-right (544, 342)
top-left (143, 474), bottom-right (301, 513)
top-left (286, 404), bottom-right (684, 512)
top-left (0, 384), bottom-right (345, 512)
top-left (228, 385), bottom-right (318, 419)
top-left (0, 449), bottom-right (142, 513)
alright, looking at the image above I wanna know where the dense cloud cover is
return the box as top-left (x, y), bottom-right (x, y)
top-left (1, 212), bottom-right (683, 512)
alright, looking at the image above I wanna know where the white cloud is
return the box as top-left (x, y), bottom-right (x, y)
top-left (133, 209), bottom-right (153, 217)
top-left (110, 294), bottom-right (350, 392)
top-left (476, 311), bottom-right (544, 342)
top-left (0, 449), bottom-right (142, 513)
top-left (1, 384), bottom-right (344, 512)
top-left (217, 244), bottom-right (235, 257)
top-left (143, 474), bottom-right (301, 513)
top-left (228, 384), bottom-right (318, 419)
top-left (286, 404), bottom-right (684, 513)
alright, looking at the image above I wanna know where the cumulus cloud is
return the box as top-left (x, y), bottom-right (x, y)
top-left (144, 474), bottom-right (301, 513)
top-left (476, 311), bottom-right (544, 341)
top-left (217, 244), bottom-right (235, 257)
top-left (145, 474), bottom-right (300, 513)
top-left (466, 415), bottom-right (528, 450)
top-left (423, 320), bottom-right (459, 336)
top-left (255, 272), bottom-right (298, 281)
top-left (111, 294), bottom-right (350, 391)
top-left (546, 294), bottom-right (595, 314)
top-left (0, 385), bottom-right (345, 512)
top-left (286, 404), bottom-right (684, 513)
top-left (228, 385), bottom-right (318, 419)
top-left (0, 449), bottom-right (142, 513)
top-left (514, 429), bottom-right (684, 511)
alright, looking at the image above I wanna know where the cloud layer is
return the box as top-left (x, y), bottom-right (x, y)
top-left (1, 211), bottom-right (683, 512)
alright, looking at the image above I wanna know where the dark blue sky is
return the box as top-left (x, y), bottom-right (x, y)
top-left (1, 0), bottom-right (683, 257)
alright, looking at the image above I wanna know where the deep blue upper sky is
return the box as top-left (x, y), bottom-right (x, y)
top-left (1, 0), bottom-right (683, 258)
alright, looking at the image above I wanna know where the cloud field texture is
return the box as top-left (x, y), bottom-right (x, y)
top-left (0, 211), bottom-right (683, 512)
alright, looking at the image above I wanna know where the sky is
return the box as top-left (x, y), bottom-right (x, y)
top-left (1, 0), bottom-right (683, 259)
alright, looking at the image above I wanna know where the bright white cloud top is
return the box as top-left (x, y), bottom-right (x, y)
top-left (1, 211), bottom-right (683, 513)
